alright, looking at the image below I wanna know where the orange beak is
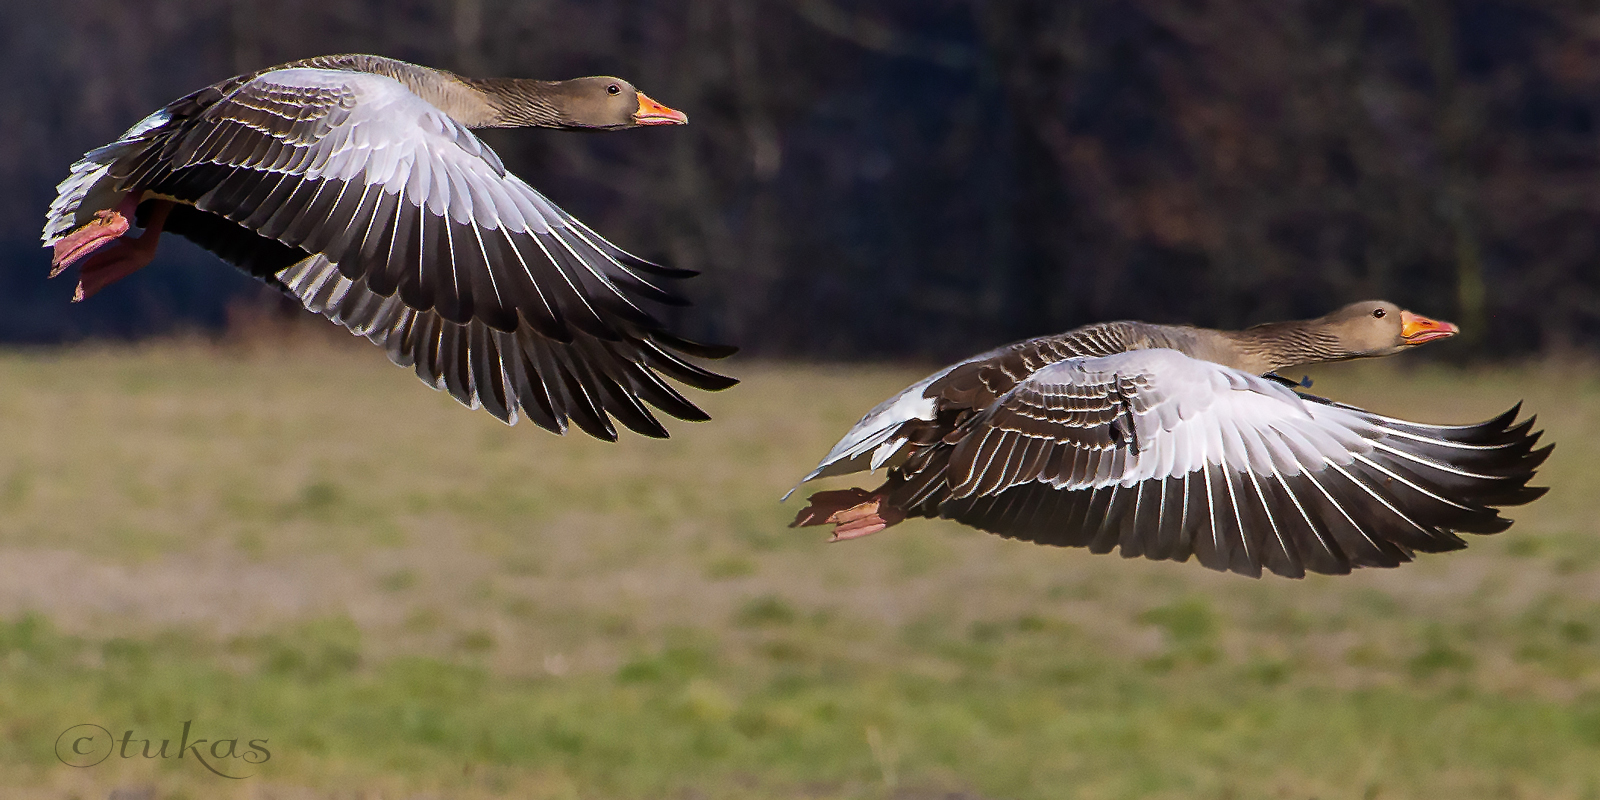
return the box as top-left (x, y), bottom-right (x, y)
top-left (1400, 309), bottom-right (1460, 344)
top-left (632, 92), bottom-right (687, 126)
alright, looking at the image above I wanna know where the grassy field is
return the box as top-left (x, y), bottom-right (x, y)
top-left (0, 333), bottom-right (1598, 799)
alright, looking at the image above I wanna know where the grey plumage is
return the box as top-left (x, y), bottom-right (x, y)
top-left (44, 54), bottom-right (731, 440)
top-left (793, 309), bottom-right (1550, 579)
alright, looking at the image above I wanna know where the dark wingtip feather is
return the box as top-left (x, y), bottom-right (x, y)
top-left (653, 332), bottom-right (739, 360)
top-left (613, 270), bottom-right (691, 307)
top-left (583, 422), bottom-right (621, 442)
top-left (1481, 403), bottom-right (1522, 431)
top-left (625, 254), bottom-right (699, 278)
top-left (1520, 428), bottom-right (1544, 451)
top-left (1478, 403), bottom-right (1524, 436)
top-left (1474, 515), bottom-right (1515, 534)
top-left (642, 343), bottom-right (740, 392)
top-left (668, 405), bottom-right (713, 423)
top-left (627, 420), bottom-right (672, 439)
top-left (1501, 417), bottom-right (1538, 444)
top-left (1506, 485), bottom-right (1550, 504)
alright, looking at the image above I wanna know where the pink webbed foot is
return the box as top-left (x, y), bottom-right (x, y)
top-left (790, 488), bottom-right (907, 542)
top-left (50, 205), bottom-right (132, 278)
top-left (55, 199), bottom-right (172, 302)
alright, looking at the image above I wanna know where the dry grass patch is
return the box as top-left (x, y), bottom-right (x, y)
top-left (0, 341), bottom-right (1597, 798)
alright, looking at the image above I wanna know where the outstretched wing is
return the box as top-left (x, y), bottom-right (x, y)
top-left (914, 349), bottom-right (1548, 578)
top-left (129, 67), bottom-right (688, 340)
top-left (45, 65), bottom-right (735, 439)
top-left (789, 325), bottom-right (1148, 492)
top-left (277, 254), bottom-right (733, 439)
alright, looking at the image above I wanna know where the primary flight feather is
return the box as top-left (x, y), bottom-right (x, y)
top-left (43, 54), bottom-right (735, 441)
top-left (792, 302), bottom-right (1549, 579)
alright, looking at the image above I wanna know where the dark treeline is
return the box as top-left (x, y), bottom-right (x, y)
top-left (3, 0), bottom-right (1598, 359)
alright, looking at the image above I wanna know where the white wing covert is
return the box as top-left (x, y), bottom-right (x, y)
top-left (44, 64), bottom-right (734, 440)
top-left (885, 349), bottom-right (1547, 578)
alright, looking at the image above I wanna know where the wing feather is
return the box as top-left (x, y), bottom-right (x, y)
top-left (811, 346), bottom-right (1549, 579)
top-left (46, 62), bottom-right (732, 439)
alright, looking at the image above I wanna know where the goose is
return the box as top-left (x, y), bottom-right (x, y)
top-left (42, 53), bottom-right (734, 441)
top-left (790, 302), bottom-right (1550, 578)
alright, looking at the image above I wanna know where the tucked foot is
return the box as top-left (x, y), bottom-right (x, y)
top-left (50, 206), bottom-right (132, 277)
top-left (790, 488), bottom-right (906, 542)
top-left (69, 200), bottom-right (171, 302)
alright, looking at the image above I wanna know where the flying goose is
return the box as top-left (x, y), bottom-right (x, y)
top-left (42, 53), bottom-right (734, 441)
top-left (790, 302), bottom-right (1550, 578)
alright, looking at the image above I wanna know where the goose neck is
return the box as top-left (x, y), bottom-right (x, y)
top-left (1219, 320), bottom-right (1348, 374)
top-left (463, 78), bottom-right (568, 127)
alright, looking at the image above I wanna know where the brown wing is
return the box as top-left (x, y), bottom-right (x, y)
top-left (921, 322), bottom-right (1146, 413)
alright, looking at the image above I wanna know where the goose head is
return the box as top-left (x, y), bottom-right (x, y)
top-left (543, 77), bottom-right (687, 128)
top-left (1318, 300), bottom-right (1459, 357)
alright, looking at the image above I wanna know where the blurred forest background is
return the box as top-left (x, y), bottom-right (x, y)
top-left (2, 0), bottom-right (1599, 359)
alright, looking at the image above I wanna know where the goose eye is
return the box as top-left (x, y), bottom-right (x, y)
top-left (1373, 308), bottom-right (1386, 319)
top-left (607, 84), bottom-right (621, 96)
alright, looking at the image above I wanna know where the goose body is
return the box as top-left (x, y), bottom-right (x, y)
top-left (791, 302), bottom-right (1550, 579)
top-left (42, 54), bottom-right (732, 441)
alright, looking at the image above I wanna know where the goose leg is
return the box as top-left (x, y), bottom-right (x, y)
top-left (50, 193), bottom-right (140, 277)
top-left (790, 488), bottom-right (906, 542)
top-left (67, 200), bottom-right (173, 302)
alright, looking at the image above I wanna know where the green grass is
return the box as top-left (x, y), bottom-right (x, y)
top-left (0, 337), bottom-right (1598, 798)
